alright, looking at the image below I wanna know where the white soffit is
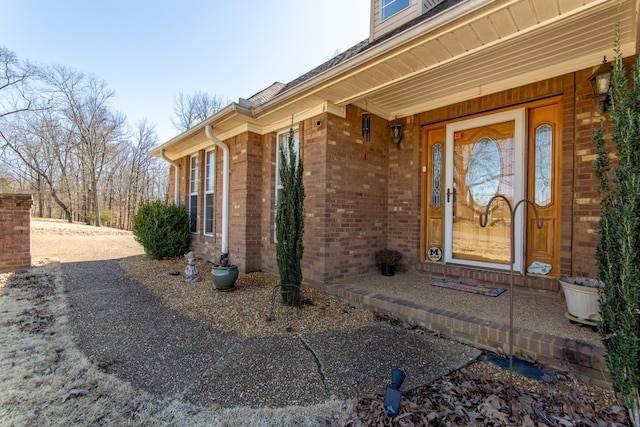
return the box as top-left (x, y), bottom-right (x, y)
top-left (321, 0), bottom-right (637, 119)
top-left (155, 0), bottom-right (637, 152)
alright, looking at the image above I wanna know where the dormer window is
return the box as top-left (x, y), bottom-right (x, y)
top-left (381, 0), bottom-right (410, 20)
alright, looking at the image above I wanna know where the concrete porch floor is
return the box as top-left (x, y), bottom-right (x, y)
top-left (319, 271), bottom-right (609, 388)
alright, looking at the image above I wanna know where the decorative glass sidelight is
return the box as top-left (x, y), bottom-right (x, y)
top-left (534, 124), bottom-right (552, 207)
top-left (432, 143), bottom-right (442, 208)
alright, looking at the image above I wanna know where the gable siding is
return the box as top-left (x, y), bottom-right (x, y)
top-left (371, 0), bottom-right (421, 41)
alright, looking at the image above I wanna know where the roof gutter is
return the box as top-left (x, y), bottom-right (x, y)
top-left (160, 149), bottom-right (180, 206)
top-left (205, 125), bottom-right (230, 256)
top-left (149, 102), bottom-right (253, 158)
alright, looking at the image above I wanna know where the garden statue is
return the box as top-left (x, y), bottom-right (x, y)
top-left (184, 251), bottom-right (199, 283)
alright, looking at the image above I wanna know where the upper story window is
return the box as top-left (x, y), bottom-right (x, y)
top-left (382, 0), bottom-right (410, 20)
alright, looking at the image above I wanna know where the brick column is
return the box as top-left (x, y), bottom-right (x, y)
top-left (0, 194), bottom-right (33, 273)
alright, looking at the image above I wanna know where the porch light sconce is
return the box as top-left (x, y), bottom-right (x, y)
top-left (390, 116), bottom-right (403, 146)
top-left (362, 111), bottom-right (371, 142)
top-left (589, 56), bottom-right (612, 114)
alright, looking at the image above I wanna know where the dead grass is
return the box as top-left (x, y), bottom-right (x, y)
top-left (0, 262), bottom-right (353, 426)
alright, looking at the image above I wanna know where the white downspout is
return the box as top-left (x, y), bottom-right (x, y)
top-left (161, 149), bottom-right (180, 206)
top-left (205, 125), bottom-right (229, 255)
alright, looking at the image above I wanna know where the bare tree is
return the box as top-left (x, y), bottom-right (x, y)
top-left (39, 65), bottom-right (126, 226)
top-left (105, 119), bottom-right (160, 229)
top-left (1, 50), bottom-right (169, 228)
top-left (172, 90), bottom-right (228, 132)
top-left (3, 108), bottom-right (79, 220)
top-left (0, 47), bottom-right (38, 193)
top-left (0, 47), bottom-right (35, 120)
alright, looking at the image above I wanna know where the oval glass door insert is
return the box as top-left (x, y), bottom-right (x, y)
top-left (466, 137), bottom-right (500, 206)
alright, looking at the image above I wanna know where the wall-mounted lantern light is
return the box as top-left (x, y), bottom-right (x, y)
top-left (362, 111), bottom-right (371, 142)
top-left (589, 56), bottom-right (612, 114)
top-left (390, 116), bottom-right (403, 146)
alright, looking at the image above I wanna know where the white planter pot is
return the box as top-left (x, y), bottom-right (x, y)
top-left (559, 277), bottom-right (602, 323)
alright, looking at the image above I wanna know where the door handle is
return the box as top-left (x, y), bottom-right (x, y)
top-left (447, 188), bottom-right (455, 203)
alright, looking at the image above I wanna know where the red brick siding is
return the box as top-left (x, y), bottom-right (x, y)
top-left (164, 56), bottom-right (636, 289)
top-left (387, 115), bottom-right (421, 268)
top-left (229, 131), bottom-right (263, 272)
top-left (316, 106), bottom-right (389, 282)
top-left (0, 194), bottom-right (32, 273)
top-left (260, 132), bottom-right (278, 276)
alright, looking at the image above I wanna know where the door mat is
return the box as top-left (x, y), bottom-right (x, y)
top-left (431, 278), bottom-right (506, 297)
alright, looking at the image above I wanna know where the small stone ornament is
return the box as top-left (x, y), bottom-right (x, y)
top-left (184, 251), bottom-right (200, 283)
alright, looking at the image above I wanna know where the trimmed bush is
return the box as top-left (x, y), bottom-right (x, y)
top-left (132, 201), bottom-right (191, 260)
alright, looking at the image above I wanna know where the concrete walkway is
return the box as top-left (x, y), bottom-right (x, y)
top-left (321, 272), bottom-right (608, 387)
top-left (62, 259), bottom-right (480, 408)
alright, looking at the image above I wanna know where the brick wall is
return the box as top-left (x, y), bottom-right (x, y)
top-left (187, 131), bottom-right (266, 272)
top-left (0, 194), bottom-right (32, 273)
top-left (165, 56), bottom-right (636, 288)
top-left (229, 131), bottom-right (263, 272)
top-left (316, 106), bottom-right (389, 282)
top-left (387, 114), bottom-right (420, 268)
top-left (260, 132), bottom-right (278, 276)
top-left (568, 56), bottom-right (637, 278)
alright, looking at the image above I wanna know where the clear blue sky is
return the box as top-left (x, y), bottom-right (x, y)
top-left (0, 1), bottom-right (370, 143)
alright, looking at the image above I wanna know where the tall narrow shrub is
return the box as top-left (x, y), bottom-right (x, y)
top-left (276, 126), bottom-right (305, 306)
top-left (593, 27), bottom-right (640, 426)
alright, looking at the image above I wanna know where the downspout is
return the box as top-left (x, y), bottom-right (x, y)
top-left (161, 149), bottom-right (180, 206)
top-left (205, 125), bottom-right (229, 256)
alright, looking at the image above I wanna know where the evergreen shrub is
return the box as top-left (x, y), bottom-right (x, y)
top-left (132, 200), bottom-right (191, 260)
top-left (593, 26), bottom-right (640, 426)
top-left (276, 126), bottom-right (305, 306)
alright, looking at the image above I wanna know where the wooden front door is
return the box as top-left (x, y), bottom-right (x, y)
top-left (422, 100), bottom-right (562, 276)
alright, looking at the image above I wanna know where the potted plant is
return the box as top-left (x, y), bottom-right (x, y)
top-left (375, 249), bottom-right (402, 276)
top-left (210, 253), bottom-right (239, 291)
top-left (558, 276), bottom-right (603, 326)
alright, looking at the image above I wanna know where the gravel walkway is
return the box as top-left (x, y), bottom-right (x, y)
top-left (33, 220), bottom-right (481, 408)
top-left (62, 259), bottom-right (480, 407)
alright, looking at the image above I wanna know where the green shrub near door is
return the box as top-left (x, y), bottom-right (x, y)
top-left (132, 201), bottom-right (191, 260)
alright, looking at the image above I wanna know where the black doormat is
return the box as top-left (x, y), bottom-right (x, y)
top-left (432, 278), bottom-right (506, 297)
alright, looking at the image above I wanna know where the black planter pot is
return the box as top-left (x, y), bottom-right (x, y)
top-left (381, 263), bottom-right (395, 276)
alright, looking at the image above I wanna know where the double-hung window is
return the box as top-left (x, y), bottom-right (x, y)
top-left (189, 155), bottom-right (199, 233)
top-left (381, 0), bottom-right (410, 20)
top-left (203, 150), bottom-right (215, 236)
top-left (274, 127), bottom-right (300, 242)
